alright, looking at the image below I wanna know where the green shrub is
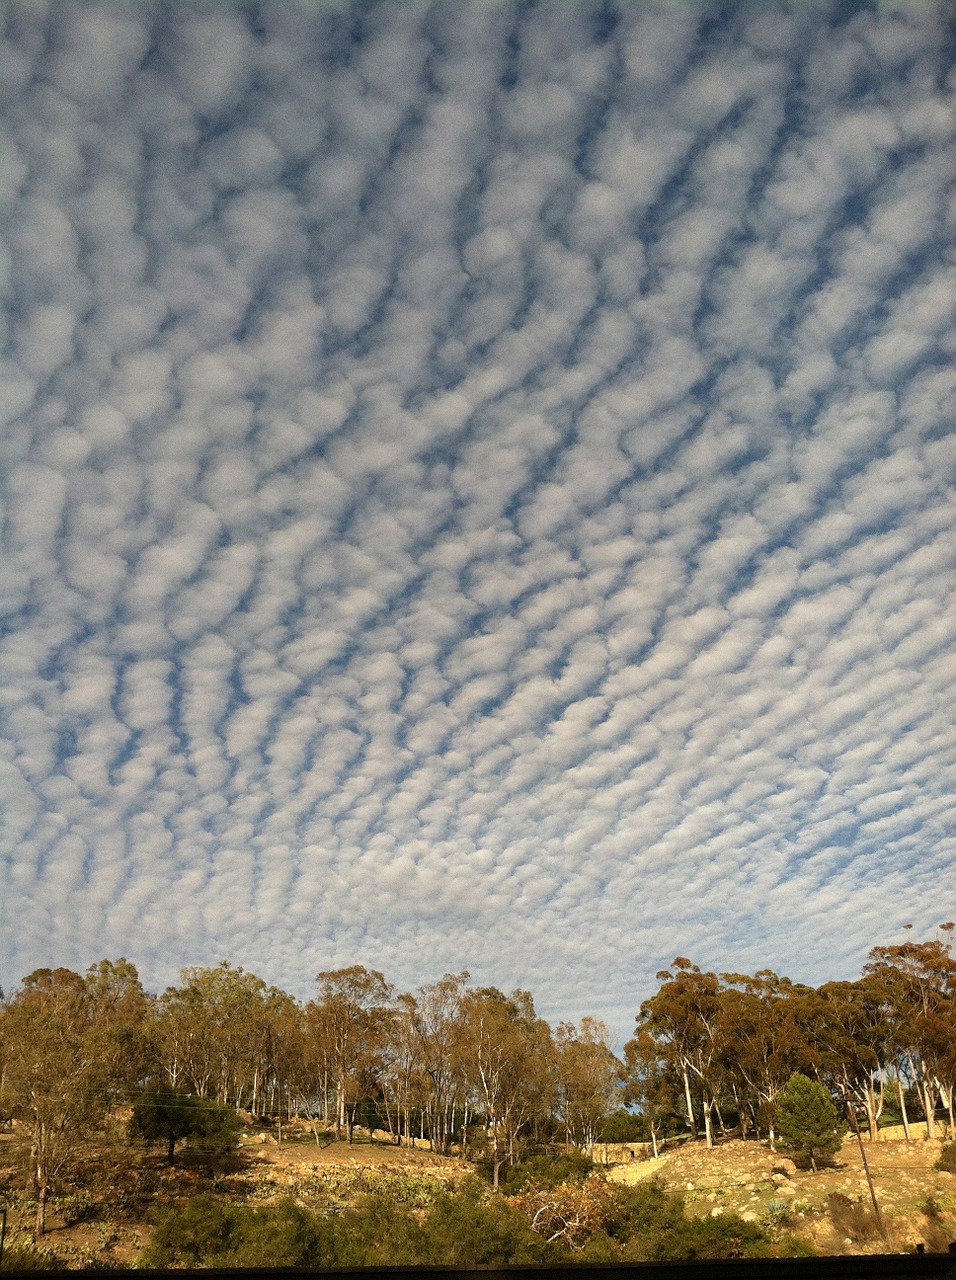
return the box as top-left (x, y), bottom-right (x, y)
top-left (139, 1174), bottom-right (785, 1268)
top-left (598, 1108), bottom-right (648, 1143)
top-left (937, 1143), bottom-right (956, 1174)
top-left (599, 1180), bottom-right (775, 1262)
top-left (143, 1196), bottom-right (341, 1269)
top-left (505, 1151), bottom-right (596, 1191)
top-left (0, 1242), bottom-right (61, 1270)
top-left (53, 1190), bottom-right (97, 1225)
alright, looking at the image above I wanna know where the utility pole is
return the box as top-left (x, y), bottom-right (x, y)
top-left (844, 1098), bottom-right (887, 1241)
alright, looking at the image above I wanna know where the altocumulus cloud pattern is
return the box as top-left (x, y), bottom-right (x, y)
top-left (1, 0), bottom-right (955, 1032)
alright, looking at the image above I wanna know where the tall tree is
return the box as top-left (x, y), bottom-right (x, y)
top-left (411, 972), bottom-right (470, 1155)
top-left (457, 987), bottom-right (555, 1187)
top-left (715, 971), bottom-right (814, 1144)
top-left (554, 1017), bottom-right (620, 1150)
top-left (636, 960), bottom-right (723, 1147)
top-left (311, 966), bottom-right (394, 1142)
top-left (863, 933), bottom-right (956, 1139)
top-left (621, 1028), bottom-right (683, 1157)
top-left (811, 977), bottom-right (890, 1141)
top-left (0, 963), bottom-right (144, 1234)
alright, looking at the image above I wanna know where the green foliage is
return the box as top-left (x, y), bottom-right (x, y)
top-left (503, 1150), bottom-right (596, 1191)
top-left (53, 1189), bottom-right (97, 1225)
top-left (144, 1197), bottom-right (336, 1268)
top-left (426, 1177), bottom-right (557, 1265)
top-left (936, 1143), bottom-right (956, 1174)
top-left (597, 1107), bottom-right (648, 1142)
top-left (128, 1090), bottom-right (241, 1164)
top-left (599, 1180), bottom-right (774, 1262)
top-left (0, 1242), bottom-right (61, 1271)
top-left (143, 1178), bottom-right (558, 1268)
top-left (762, 1197), bottom-right (794, 1227)
top-left (775, 1073), bottom-right (846, 1169)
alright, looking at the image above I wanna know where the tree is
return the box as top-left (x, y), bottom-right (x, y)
top-left (636, 960), bottom-right (724, 1147)
top-left (311, 966), bottom-right (394, 1142)
top-left (621, 1029), bottom-right (683, 1158)
top-left (128, 1088), bottom-right (241, 1164)
top-left (457, 987), bottom-right (555, 1188)
top-left (151, 963), bottom-right (276, 1110)
top-left (410, 972), bottom-right (470, 1154)
top-left (554, 1018), bottom-right (620, 1150)
top-left (0, 963), bottom-right (142, 1234)
top-left (714, 971), bottom-right (814, 1144)
top-left (863, 934), bottom-right (956, 1139)
top-left (811, 978), bottom-right (890, 1141)
top-left (775, 1073), bottom-right (845, 1171)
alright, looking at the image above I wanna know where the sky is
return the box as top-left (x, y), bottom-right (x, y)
top-left (1, 0), bottom-right (954, 1039)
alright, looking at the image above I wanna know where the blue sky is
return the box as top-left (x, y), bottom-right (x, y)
top-left (1, 0), bottom-right (954, 1039)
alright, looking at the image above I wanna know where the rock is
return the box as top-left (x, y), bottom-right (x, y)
top-left (710, 1207), bottom-right (724, 1217)
top-left (774, 1182), bottom-right (797, 1197)
top-left (741, 1211), bottom-right (758, 1222)
top-left (771, 1158), bottom-right (797, 1178)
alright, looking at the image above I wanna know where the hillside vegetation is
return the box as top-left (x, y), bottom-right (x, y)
top-left (0, 928), bottom-right (954, 1265)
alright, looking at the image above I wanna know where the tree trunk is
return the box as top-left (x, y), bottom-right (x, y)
top-left (35, 1182), bottom-right (47, 1237)
top-left (921, 1080), bottom-right (936, 1140)
top-left (167, 1132), bottom-right (176, 1165)
top-left (702, 1098), bottom-right (714, 1150)
top-left (682, 1068), bottom-right (697, 1137)
top-left (897, 1075), bottom-right (911, 1141)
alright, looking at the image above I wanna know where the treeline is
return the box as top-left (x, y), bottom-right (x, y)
top-left (1, 930), bottom-right (954, 1233)
top-left (625, 930), bottom-right (956, 1155)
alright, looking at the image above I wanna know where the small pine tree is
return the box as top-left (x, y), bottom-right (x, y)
top-left (775, 1074), bottom-right (845, 1171)
top-left (129, 1089), bottom-right (241, 1165)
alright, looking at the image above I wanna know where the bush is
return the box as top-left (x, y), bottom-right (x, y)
top-left (53, 1190), bottom-right (97, 1225)
top-left (598, 1108), bottom-right (648, 1143)
top-left (937, 1143), bottom-right (956, 1174)
top-left (422, 1177), bottom-right (558, 1266)
top-left (140, 1175), bottom-right (788, 1268)
top-left (505, 1151), bottom-right (596, 1191)
top-left (144, 1196), bottom-right (339, 1269)
top-left (143, 1180), bottom-right (556, 1269)
top-left (826, 1192), bottom-right (883, 1243)
top-left (0, 1242), bottom-right (61, 1271)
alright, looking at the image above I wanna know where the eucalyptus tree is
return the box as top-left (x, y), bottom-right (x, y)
top-left (636, 960), bottom-right (724, 1147)
top-left (311, 966), bottom-right (394, 1142)
top-left (456, 986), bottom-right (555, 1187)
top-left (554, 1017), bottom-right (620, 1150)
top-left (621, 1028), bottom-right (682, 1157)
top-left (863, 931), bottom-right (956, 1138)
top-left (0, 962), bottom-right (147, 1234)
top-left (811, 977), bottom-right (891, 1141)
top-left (411, 971), bottom-right (471, 1154)
top-left (152, 962), bottom-right (277, 1109)
top-left (715, 971), bottom-right (815, 1143)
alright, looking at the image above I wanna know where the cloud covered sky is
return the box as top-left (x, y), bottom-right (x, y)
top-left (1, 0), bottom-right (955, 1036)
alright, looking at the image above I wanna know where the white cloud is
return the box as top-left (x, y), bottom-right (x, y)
top-left (0, 0), bottom-right (954, 1037)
